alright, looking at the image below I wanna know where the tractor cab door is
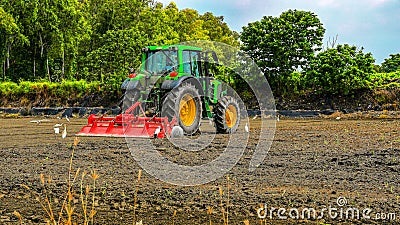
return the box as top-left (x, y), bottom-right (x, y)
top-left (198, 51), bottom-right (220, 101)
top-left (200, 51), bottom-right (218, 77)
top-left (181, 50), bottom-right (200, 77)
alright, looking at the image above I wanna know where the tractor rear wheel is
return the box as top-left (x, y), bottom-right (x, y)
top-left (162, 82), bottom-right (202, 135)
top-left (120, 89), bottom-right (140, 113)
top-left (214, 96), bottom-right (240, 133)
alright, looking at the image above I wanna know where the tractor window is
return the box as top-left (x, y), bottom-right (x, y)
top-left (182, 51), bottom-right (191, 74)
top-left (190, 51), bottom-right (200, 76)
top-left (146, 50), bottom-right (178, 74)
top-left (182, 50), bottom-right (200, 76)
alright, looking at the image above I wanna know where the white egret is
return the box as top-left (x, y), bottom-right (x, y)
top-left (62, 125), bottom-right (67, 139)
top-left (154, 126), bottom-right (161, 138)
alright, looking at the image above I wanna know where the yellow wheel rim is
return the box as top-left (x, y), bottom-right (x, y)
top-left (179, 94), bottom-right (196, 127)
top-left (225, 104), bottom-right (237, 128)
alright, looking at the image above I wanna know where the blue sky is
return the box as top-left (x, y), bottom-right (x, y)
top-left (158, 0), bottom-right (400, 64)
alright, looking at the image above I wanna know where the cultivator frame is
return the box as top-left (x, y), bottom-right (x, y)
top-left (77, 102), bottom-right (176, 138)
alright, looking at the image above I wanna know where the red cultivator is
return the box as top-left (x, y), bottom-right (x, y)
top-left (77, 102), bottom-right (176, 138)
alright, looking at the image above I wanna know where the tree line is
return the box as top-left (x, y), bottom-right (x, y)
top-left (0, 0), bottom-right (237, 82)
top-left (1, 1), bottom-right (399, 106)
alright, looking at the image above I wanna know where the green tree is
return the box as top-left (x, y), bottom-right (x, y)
top-left (1, 0), bottom-right (90, 81)
top-left (0, 7), bottom-right (20, 80)
top-left (80, 1), bottom-right (239, 81)
top-left (0, 2), bottom-right (29, 81)
top-left (199, 12), bottom-right (239, 46)
top-left (240, 9), bottom-right (325, 92)
top-left (381, 53), bottom-right (400, 73)
top-left (307, 44), bottom-right (376, 95)
top-left (1, 0), bottom-right (239, 82)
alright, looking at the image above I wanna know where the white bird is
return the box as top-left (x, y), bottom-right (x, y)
top-left (57, 116), bottom-right (61, 120)
top-left (29, 119), bottom-right (50, 124)
top-left (252, 115), bottom-right (258, 120)
top-left (277, 115), bottom-right (280, 122)
top-left (244, 123), bottom-right (249, 133)
top-left (209, 118), bottom-right (213, 125)
top-left (61, 125), bottom-right (67, 139)
top-left (154, 126), bottom-right (161, 138)
top-left (54, 123), bottom-right (63, 134)
top-left (30, 120), bottom-right (41, 124)
top-left (54, 127), bottom-right (60, 134)
top-left (65, 115), bottom-right (70, 123)
top-left (336, 116), bottom-right (341, 120)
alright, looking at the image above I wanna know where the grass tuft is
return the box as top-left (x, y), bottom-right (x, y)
top-left (20, 137), bottom-right (98, 225)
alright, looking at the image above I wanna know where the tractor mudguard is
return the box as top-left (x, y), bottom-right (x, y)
top-left (121, 79), bottom-right (141, 90)
top-left (161, 76), bottom-right (204, 96)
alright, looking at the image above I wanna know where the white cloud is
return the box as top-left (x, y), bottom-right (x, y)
top-left (235, 0), bottom-right (252, 7)
top-left (367, 0), bottom-right (395, 6)
top-left (317, 0), bottom-right (342, 8)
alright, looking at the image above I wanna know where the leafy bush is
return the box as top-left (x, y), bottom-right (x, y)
top-left (0, 80), bottom-right (113, 107)
top-left (381, 54), bottom-right (400, 73)
top-left (367, 71), bottom-right (400, 89)
top-left (307, 44), bottom-right (376, 95)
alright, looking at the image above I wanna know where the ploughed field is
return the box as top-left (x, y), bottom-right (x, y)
top-left (0, 116), bottom-right (399, 224)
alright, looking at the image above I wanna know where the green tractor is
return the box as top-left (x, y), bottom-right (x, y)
top-left (78, 45), bottom-right (241, 138)
top-left (121, 45), bottom-right (240, 135)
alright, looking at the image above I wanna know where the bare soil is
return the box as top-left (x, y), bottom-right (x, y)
top-left (0, 116), bottom-right (399, 224)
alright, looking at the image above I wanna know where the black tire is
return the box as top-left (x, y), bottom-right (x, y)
top-left (214, 96), bottom-right (240, 134)
top-left (162, 82), bottom-right (202, 135)
top-left (120, 89), bottom-right (140, 113)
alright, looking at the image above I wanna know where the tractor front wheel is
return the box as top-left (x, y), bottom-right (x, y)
top-left (162, 82), bottom-right (202, 135)
top-left (214, 96), bottom-right (240, 133)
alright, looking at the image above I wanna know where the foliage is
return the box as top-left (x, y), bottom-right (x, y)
top-left (367, 71), bottom-right (400, 89)
top-left (240, 9), bottom-right (325, 93)
top-left (277, 71), bottom-right (307, 97)
top-left (0, 2), bottom-right (398, 108)
top-left (0, 80), bottom-right (102, 107)
top-left (0, 0), bottom-right (238, 82)
top-left (0, 6), bottom-right (28, 81)
top-left (381, 53), bottom-right (400, 73)
top-left (307, 44), bottom-right (376, 95)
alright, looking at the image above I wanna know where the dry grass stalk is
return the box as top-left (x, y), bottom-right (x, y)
top-left (218, 175), bottom-right (231, 225)
top-left (226, 175), bottom-right (230, 225)
top-left (90, 170), bottom-right (99, 225)
top-left (20, 136), bottom-right (98, 225)
top-left (13, 211), bottom-right (23, 225)
top-left (172, 210), bottom-right (177, 225)
top-left (207, 206), bottom-right (213, 225)
top-left (219, 186), bottom-right (226, 225)
top-left (132, 169), bottom-right (142, 225)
